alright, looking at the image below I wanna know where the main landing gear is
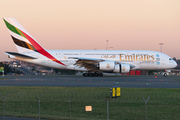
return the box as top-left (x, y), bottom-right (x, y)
top-left (83, 73), bottom-right (103, 77)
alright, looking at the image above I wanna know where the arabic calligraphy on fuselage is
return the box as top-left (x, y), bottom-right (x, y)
top-left (101, 54), bottom-right (155, 61)
top-left (101, 55), bottom-right (116, 59)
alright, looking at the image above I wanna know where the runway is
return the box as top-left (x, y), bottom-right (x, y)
top-left (0, 75), bottom-right (180, 88)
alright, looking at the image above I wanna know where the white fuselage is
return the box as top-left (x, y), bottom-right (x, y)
top-left (11, 50), bottom-right (177, 72)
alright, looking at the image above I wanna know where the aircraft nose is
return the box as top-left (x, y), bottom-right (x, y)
top-left (172, 60), bottom-right (177, 68)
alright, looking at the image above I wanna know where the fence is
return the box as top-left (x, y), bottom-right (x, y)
top-left (0, 91), bottom-right (180, 120)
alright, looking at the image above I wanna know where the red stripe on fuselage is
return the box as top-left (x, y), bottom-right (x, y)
top-left (20, 30), bottom-right (66, 66)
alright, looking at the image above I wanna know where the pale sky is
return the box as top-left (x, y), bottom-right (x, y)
top-left (0, 0), bottom-right (180, 61)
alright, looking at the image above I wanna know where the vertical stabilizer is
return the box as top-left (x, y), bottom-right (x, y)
top-left (3, 17), bottom-right (44, 53)
top-left (3, 17), bottom-right (66, 66)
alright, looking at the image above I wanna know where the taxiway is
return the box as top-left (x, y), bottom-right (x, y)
top-left (0, 75), bottom-right (179, 88)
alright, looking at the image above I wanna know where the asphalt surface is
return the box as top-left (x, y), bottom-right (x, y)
top-left (0, 75), bottom-right (180, 88)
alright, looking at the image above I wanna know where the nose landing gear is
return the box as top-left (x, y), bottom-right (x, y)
top-left (163, 73), bottom-right (167, 77)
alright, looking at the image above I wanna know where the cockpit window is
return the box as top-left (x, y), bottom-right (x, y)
top-left (169, 58), bottom-right (173, 60)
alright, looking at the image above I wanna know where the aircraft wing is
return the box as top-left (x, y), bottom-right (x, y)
top-left (68, 57), bottom-right (105, 72)
top-left (69, 57), bottom-right (136, 72)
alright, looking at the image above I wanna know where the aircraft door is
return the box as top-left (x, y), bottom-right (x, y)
top-left (161, 59), bottom-right (166, 65)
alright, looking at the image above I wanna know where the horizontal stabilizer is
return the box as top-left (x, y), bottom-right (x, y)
top-left (5, 52), bottom-right (37, 59)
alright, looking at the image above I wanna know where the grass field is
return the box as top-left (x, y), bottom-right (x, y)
top-left (0, 87), bottom-right (179, 120)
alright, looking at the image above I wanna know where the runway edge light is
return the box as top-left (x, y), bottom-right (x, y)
top-left (110, 86), bottom-right (121, 98)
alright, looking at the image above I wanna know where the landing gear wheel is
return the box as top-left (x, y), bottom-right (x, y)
top-left (83, 73), bottom-right (103, 77)
top-left (164, 73), bottom-right (167, 77)
top-left (87, 73), bottom-right (90, 76)
top-left (83, 73), bottom-right (88, 76)
top-left (99, 73), bottom-right (103, 77)
top-left (95, 73), bottom-right (99, 77)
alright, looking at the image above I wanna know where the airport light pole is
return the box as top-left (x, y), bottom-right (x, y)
top-left (159, 43), bottom-right (164, 74)
top-left (159, 43), bottom-right (164, 52)
top-left (106, 40), bottom-right (109, 50)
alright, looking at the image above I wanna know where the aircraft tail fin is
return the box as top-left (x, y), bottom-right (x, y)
top-left (3, 17), bottom-right (67, 66)
top-left (3, 17), bottom-right (45, 53)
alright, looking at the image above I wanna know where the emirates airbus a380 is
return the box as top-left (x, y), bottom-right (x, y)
top-left (3, 18), bottom-right (177, 77)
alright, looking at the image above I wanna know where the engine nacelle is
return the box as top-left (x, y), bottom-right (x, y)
top-left (121, 64), bottom-right (130, 73)
top-left (113, 64), bottom-right (120, 73)
top-left (99, 61), bottom-right (115, 71)
top-left (98, 62), bottom-right (130, 73)
top-left (113, 63), bottom-right (130, 73)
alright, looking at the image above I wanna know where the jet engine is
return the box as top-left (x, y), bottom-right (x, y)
top-left (98, 61), bottom-right (115, 71)
top-left (113, 63), bottom-right (130, 73)
top-left (98, 61), bottom-right (130, 73)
